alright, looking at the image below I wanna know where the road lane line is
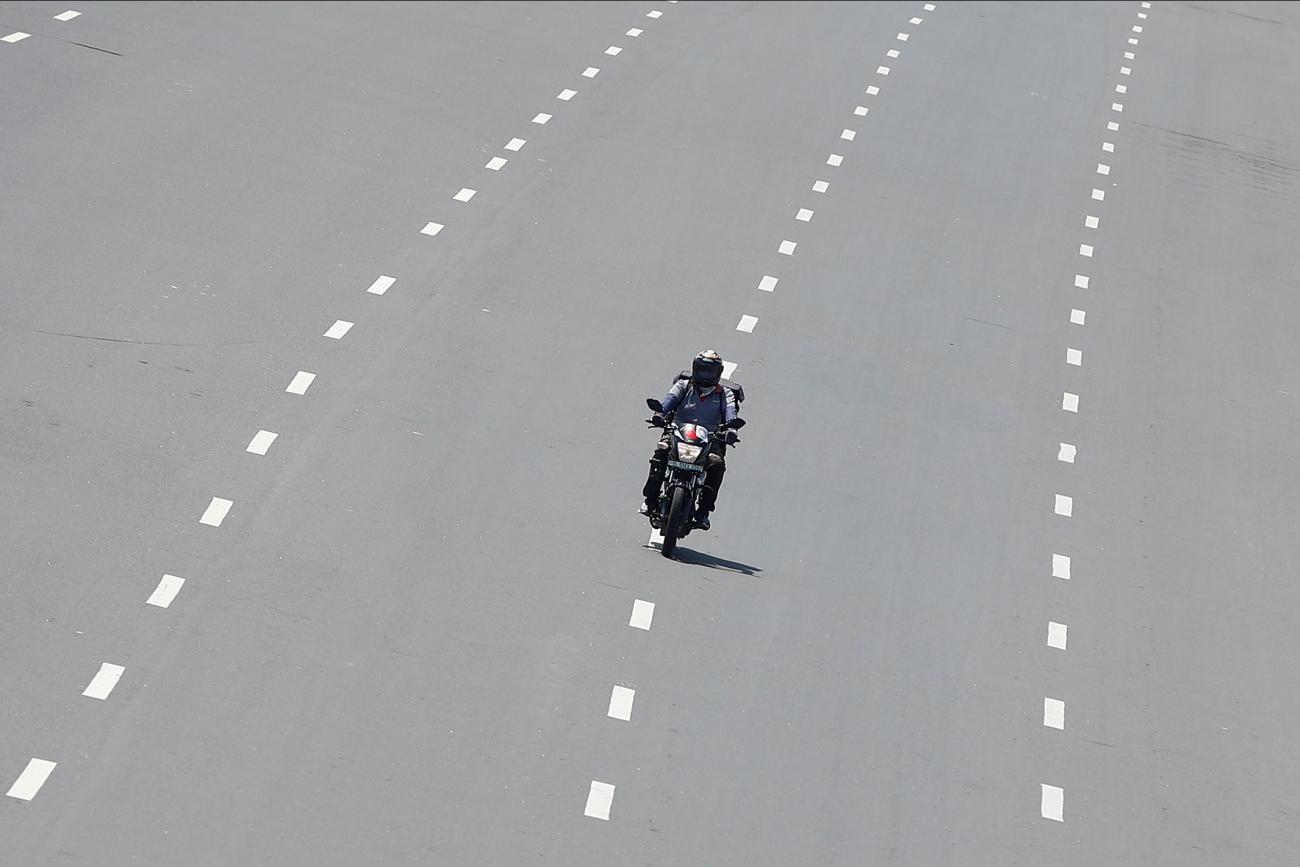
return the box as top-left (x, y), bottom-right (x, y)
top-left (82, 663), bottom-right (125, 700)
top-left (1044, 697), bottom-right (1065, 730)
top-left (646, 9), bottom-right (663, 18)
top-left (796, 208), bottom-right (813, 222)
top-left (608, 686), bottom-right (635, 721)
top-left (841, 129), bottom-right (856, 141)
top-left (1116, 84), bottom-right (1127, 94)
top-left (721, 360), bottom-right (737, 379)
top-left (532, 113), bottom-right (552, 124)
top-left (1052, 554), bottom-right (1071, 580)
top-left (924, 3), bottom-right (936, 9)
top-left (736, 315), bottom-right (758, 333)
top-left (2, 32), bottom-right (31, 43)
top-left (1108, 120), bottom-right (1120, 130)
top-left (1103, 141), bottom-right (1115, 153)
top-left (778, 240), bottom-right (797, 255)
top-left (286, 371), bottom-right (316, 394)
top-left (1054, 494), bottom-right (1073, 517)
top-left (887, 49), bottom-right (900, 58)
top-left (453, 187), bottom-right (476, 202)
top-left (55, 10), bottom-right (82, 20)
top-left (200, 497), bottom-right (233, 527)
top-left (505, 138), bottom-right (526, 151)
top-left (1048, 621), bottom-right (1068, 650)
top-left (1075, 274), bottom-right (1089, 289)
top-left (865, 85), bottom-right (880, 95)
top-left (1121, 67), bottom-right (1131, 76)
top-left (1097, 163), bottom-right (1110, 175)
top-left (1133, 25), bottom-right (1143, 32)
top-left (6, 760), bottom-right (56, 801)
top-left (758, 275), bottom-right (778, 292)
top-left (876, 65), bottom-right (891, 75)
top-left (1063, 392), bottom-right (1079, 413)
top-left (630, 599), bottom-right (655, 630)
top-left (324, 320), bottom-right (354, 339)
top-left (582, 67), bottom-right (600, 78)
top-left (366, 275), bottom-right (396, 295)
top-left (147, 574), bottom-right (185, 607)
top-left (246, 430), bottom-right (278, 455)
top-left (827, 153), bottom-right (843, 167)
top-left (1092, 189), bottom-right (1105, 201)
top-left (1139, 11), bottom-right (1147, 18)
top-left (1041, 785), bottom-right (1064, 821)
top-left (627, 27), bottom-right (643, 37)
top-left (1124, 52), bottom-right (1134, 60)
top-left (1079, 244), bottom-right (1093, 257)
top-left (897, 32), bottom-right (909, 41)
top-left (911, 17), bottom-right (923, 24)
top-left (1071, 308), bottom-right (1086, 325)
top-left (558, 89), bottom-right (577, 101)
top-left (854, 106), bottom-right (868, 116)
top-left (1066, 348), bottom-right (1082, 366)
top-left (1058, 443), bottom-right (1076, 463)
top-left (813, 180), bottom-right (829, 192)
top-left (485, 156), bottom-right (508, 171)
top-left (1085, 215), bottom-right (1099, 228)
top-left (1129, 37), bottom-right (1139, 45)
top-left (605, 46), bottom-right (621, 55)
top-left (421, 222), bottom-right (444, 237)
top-left (1112, 103), bottom-right (1124, 112)
top-left (585, 781), bottom-right (615, 820)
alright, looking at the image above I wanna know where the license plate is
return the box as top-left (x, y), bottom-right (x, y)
top-left (668, 460), bottom-right (704, 472)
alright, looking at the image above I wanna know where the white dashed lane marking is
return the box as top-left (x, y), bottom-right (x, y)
top-left (1116, 84), bottom-right (1127, 94)
top-left (585, 780), bottom-right (616, 820)
top-left (1058, 442), bottom-right (1076, 463)
top-left (82, 663), bottom-right (125, 700)
top-left (421, 222), bottom-right (444, 237)
top-left (582, 67), bottom-right (600, 78)
top-left (485, 156), bottom-right (508, 171)
top-left (796, 208), bottom-right (813, 222)
top-left (1079, 244), bottom-right (1093, 257)
top-left (324, 320), bottom-right (354, 339)
top-left (897, 31), bottom-right (909, 41)
top-left (876, 65), bottom-right (891, 75)
top-left (721, 360), bottom-right (737, 379)
top-left (1121, 66), bottom-right (1131, 76)
top-left (736, 315), bottom-right (758, 333)
top-left (1133, 25), bottom-right (1143, 33)
top-left (1041, 784), bottom-right (1064, 822)
top-left (55, 10), bottom-right (82, 21)
top-left (608, 686), bottom-right (635, 721)
top-left (1075, 274), bottom-right (1089, 289)
top-left (532, 113), bottom-right (552, 125)
top-left (1092, 188), bottom-right (1105, 201)
top-left (1063, 392), bottom-right (1079, 413)
top-left (2, 32), bottom-right (31, 43)
top-left (627, 27), bottom-right (643, 37)
top-left (629, 599), bottom-right (655, 630)
top-left (1048, 621), bottom-right (1068, 650)
top-left (1097, 163), bottom-right (1110, 175)
top-left (887, 49), bottom-right (900, 59)
top-left (1108, 120), bottom-right (1120, 131)
top-left (1054, 495), bottom-right (1073, 517)
top-left (813, 180), bottom-right (829, 193)
top-left (286, 370), bottom-right (316, 395)
top-left (558, 89), bottom-right (577, 101)
top-left (246, 430), bottom-right (278, 455)
top-left (1085, 215), bottom-right (1098, 229)
top-left (1125, 51), bottom-right (1135, 60)
top-left (1044, 697), bottom-right (1066, 730)
top-left (841, 129), bottom-right (856, 141)
top-left (646, 9), bottom-right (663, 18)
top-left (924, 2), bottom-right (936, 10)
top-left (1112, 103), bottom-right (1124, 112)
top-left (505, 138), bottom-right (526, 151)
top-left (866, 85), bottom-right (880, 96)
top-left (6, 759), bottom-right (56, 801)
top-left (453, 187), bottom-right (476, 202)
top-left (200, 497), bottom-right (234, 527)
top-left (605, 46), bottom-right (621, 55)
top-left (1066, 348), bottom-right (1082, 366)
top-left (1103, 141), bottom-right (1115, 153)
top-left (366, 275), bottom-right (396, 295)
top-left (854, 106), bottom-right (868, 116)
top-left (1052, 554), bottom-right (1071, 580)
top-left (827, 153), bottom-right (843, 167)
top-left (146, 574), bottom-right (185, 608)
top-left (778, 240), bottom-right (797, 255)
top-left (1071, 308), bottom-right (1086, 325)
top-left (910, 16), bottom-right (923, 24)
top-left (758, 275), bottom-right (778, 292)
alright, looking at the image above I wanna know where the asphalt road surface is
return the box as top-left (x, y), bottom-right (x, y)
top-left (3, 2), bottom-right (1299, 865)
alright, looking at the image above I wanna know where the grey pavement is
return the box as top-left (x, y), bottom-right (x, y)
top-left (2, 2), bottom-right (1298, 865)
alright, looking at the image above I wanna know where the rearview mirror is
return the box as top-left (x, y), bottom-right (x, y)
top-left (646, 398), bottom-right (664, 413)
top-left (727, 417), bottom-right (746, 430)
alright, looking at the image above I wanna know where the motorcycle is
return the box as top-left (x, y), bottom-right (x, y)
top-left (644, 397), bottom-right (745, 558)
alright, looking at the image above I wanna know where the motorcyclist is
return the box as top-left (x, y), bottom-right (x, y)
top-left (639, 349), bottom-right (737, 531)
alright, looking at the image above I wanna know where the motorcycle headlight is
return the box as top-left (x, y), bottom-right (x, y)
top-left (675, 442), bottom-right (702, 462)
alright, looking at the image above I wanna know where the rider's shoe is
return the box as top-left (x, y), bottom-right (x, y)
top-left (692, 509), bottom-right (711, 531)
top-left (639, 498), bottom-right (659, 516)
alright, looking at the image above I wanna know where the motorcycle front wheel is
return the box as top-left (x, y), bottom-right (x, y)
top-left (661, 486), bottom-right (689, 558)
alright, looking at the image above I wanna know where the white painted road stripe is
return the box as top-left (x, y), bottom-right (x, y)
top-left (1071, 308), bottom-right (1086, 325)
top-left (813, 180), bottom-right (829, 192)
top-left (827, 153), bottom-right (843, 167)
top-left (585, 780), bottom-right (616, 820)
top-left (1075, 274), bottom-right (1089, 289)
top-left (605, 46), bottom-right (621, 55)
top-left (876, 65), bottom-right (891, 75)
top-left (630, 599), bottom-right (655, 630)
top-left (147, 574), bottom-right (185, 607)
top-left (324, 320), bottom-right (353, 339)
top-left (1124, 52), bottom-right (1134, 60)
top-left (2, 32), bottom-right (31, 43)
top-left (854, 106), bottom-right (868, 116)
top-left (841, 129), bottom-right (856, 141)
top-left (865, 85), bottom-right (880, 95)
top-left (1079, 244), bottom-right (1093, 257)
top-left (1103, 142), bottom-right (1115, 153)
top-left (627, 27), bottom-right (643, 37)
top-left (1058, 442), bottom-right (1076, 463)
top-left (897, 31), bottom-right (909, 41)
top-left (421, 222), bottom-right (444, 237)
top-left (6, 759), bottom-right (56, 801)
top-left (1121, 66), bottom-right (1131, 76)
top-left (366, 274), bottom-right (395, 295)
top-left (453, 187), bottom-right (476, 202)
top-left (485, 156), bottom-right (508, 171)
top-left (1066, 348), bottom-right (1082, 366)
top-left (1054, 494), bottom-right (1073, 517)
top-left (736, 315), bottom-right (758, 333)
top-left (1085, 215), bottom-right (1099, 229)
top-left (1041, 784), bottom-right (1064, 821)
top-left (1044, 697), bottom-right (1065, 730)
top-left (758, 275), bottom-right (778, 292)
top-left (1047, 621), bottom-right (1068, 650)
top-left (1112, 102), bottom-right (1124, 112)
top-left (55, 10), bottom-right (82, 21)
top-left (647, 9), bottom-right (663, 17)
top-left (532, 112), bottom-right (551, 124)
top-left (924, 2), bottom-right (936, 9)
top-left (82, 663), bottom-right (125, 700)
top-left (246, 430), bottom-right (278, 455)
top-left (887, 49), bottom-right (900, 58)
top-left (582, 67), bottom-right (600, 78)
top-left (1092, 189), bottom-right (1105, 201)
top-left (721, 360), bottom-right (737, 379)
top-left (1109, 120), bottom-right (1120, 130)
top-left (1063, 392), bottom-right (1079, 413)
top-left (286, 371), bottom-right (316, 395)
top-left (1097, 163), bottom-right (1110, 175)
top-left (505, 137), bottom-right (526, 151)
top-left (778, 240), bottom-right (796, 255)
top-left (910, 16), bottom-right (923, 24)
top-left (558, 89), bottom-right (576, 101)
top-left (1116, 84), bottom-right (1127, 94)
top-left (200, 497), bottom-right (234, 527)
top-left (1052, 554), bottom-right (1071, 580)
top-left (608, 686), bottom-right (635, 721)
top-left (796, 208), bottom-right (813, 222)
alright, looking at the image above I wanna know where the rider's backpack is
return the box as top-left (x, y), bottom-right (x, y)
top-left (674, 370), bottom-right (745, 411)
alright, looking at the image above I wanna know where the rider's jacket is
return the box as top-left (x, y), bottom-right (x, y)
top-left (661, 381), bottom-right (737, 430)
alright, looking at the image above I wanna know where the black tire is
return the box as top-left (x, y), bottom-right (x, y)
top-left (662, 486), bottom-right (689, 558)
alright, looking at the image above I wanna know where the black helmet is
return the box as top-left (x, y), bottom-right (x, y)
top-left (691, 349), bottom-right (723, 388)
